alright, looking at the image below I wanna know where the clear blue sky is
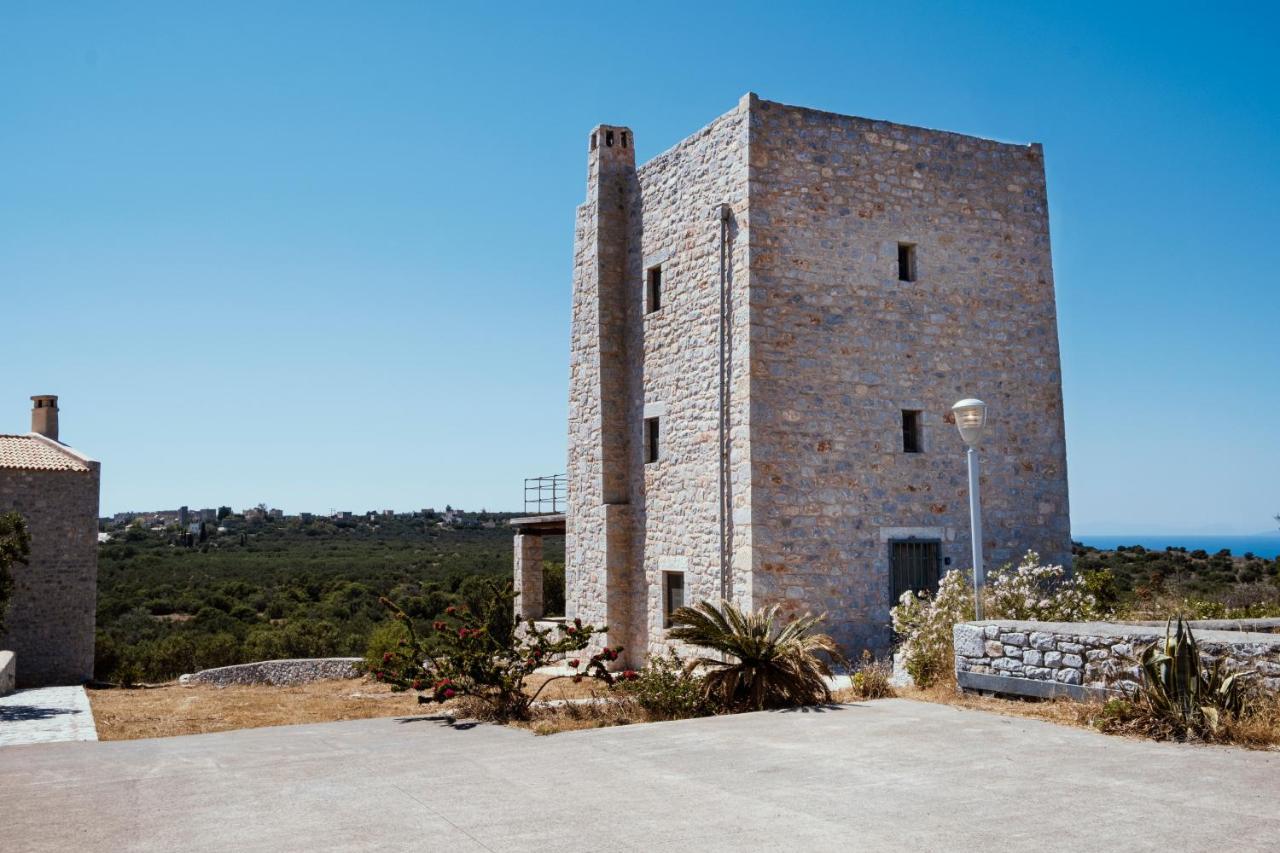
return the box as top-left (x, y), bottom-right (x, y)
top-left (2, 2), bottom-right (1277, 534)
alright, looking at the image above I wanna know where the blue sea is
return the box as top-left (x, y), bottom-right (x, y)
top-left (1077, 535), bottom-right (1280, 560)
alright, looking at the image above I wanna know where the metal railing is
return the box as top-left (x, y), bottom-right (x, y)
top-left (523, 474), bottom-right (566, 515)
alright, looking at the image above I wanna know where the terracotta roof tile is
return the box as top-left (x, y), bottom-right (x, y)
top-left (0, 435), bottom-right (91, 472)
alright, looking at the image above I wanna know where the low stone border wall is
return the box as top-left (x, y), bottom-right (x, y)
top-left (0, 650), bottom-right (14, 697)
top-left (953, 620), bottom-right (1280, 702)
top-left (180, 657), bottom-right (362, 687)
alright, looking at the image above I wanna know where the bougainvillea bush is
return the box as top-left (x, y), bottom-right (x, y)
top-left (891, 551), bottom-right (1100, 688)
top-left (371, 580), bottom-right (624, 721)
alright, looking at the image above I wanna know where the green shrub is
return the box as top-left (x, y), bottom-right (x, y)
top-left (619, 651), bottom-right (715, 720)
top-left (891, 569), bottom-right (973, 688)
top-left (542, 560), bottom-right (565, 617)
top-left (193, 632), bottom-right (241, 670)
top-left (362, 620), bottom-right (410, 673)
top-left (891, 551), bottom-right (1100, 688)
top-left (372, 580), bottom-right (618, 722)
top-left (0, 512), bottom-right (31, 636)
top-left (668, 600), bottom-right (840, 712)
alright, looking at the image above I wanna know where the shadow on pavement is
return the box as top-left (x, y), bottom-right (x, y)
top-left (394, 714), bottom-right (479, 731)
top-left (0, 704), bottom-right (84, 723)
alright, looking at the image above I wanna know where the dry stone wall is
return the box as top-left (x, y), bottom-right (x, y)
top-left (181, 657), bottom-right (362, 687)
top-left (954, 620), bottom-right (1280, 699)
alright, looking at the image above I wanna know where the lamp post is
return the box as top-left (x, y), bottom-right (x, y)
top-left (952, 398), bottom-right (989, 619)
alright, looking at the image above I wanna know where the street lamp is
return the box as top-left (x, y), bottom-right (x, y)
top-left (952, 398), bottom-right (988, 619)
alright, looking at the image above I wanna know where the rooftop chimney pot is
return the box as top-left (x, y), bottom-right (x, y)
top-left (31, 395), bottom-right (59, 442)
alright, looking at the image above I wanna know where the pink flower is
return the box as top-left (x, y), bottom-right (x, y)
top-left (568, 659), bottom-right (580, 668)
top-left (443, 688), bottom-right (456, 699)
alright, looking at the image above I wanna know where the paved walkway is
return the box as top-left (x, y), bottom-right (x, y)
top-left (1, 699), bottom-right (1277, 851)
top-left (0, 685), bottom-right (98, 747)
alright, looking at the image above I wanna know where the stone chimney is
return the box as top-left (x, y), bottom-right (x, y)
top-left (31, 395), bottom-right (59, 441)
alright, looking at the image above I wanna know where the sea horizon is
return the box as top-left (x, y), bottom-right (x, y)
top-left (1076, 533), bottom-right (1280, 560)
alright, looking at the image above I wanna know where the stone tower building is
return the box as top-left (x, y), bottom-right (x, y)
top-left (565, 94), bottom-right (1070, 663)
top-left (0, 396), bottom-right (100, 686)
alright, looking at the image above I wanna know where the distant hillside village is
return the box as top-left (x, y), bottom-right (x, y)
top-left (99, 505), bottom-right (506, 541)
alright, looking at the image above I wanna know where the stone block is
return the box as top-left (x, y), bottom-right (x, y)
top-left (1021, 649), bottom-right (1042, 666)
top-left (1044, 651), bottom-right (1063, 668)
top-left (984, 640), bottom-right (1005, 658)
top-left (1061, 653), bottom-right (1084, 669)
top-left (1057, 642), bottom-right (1084, 655)
top-left (984, 625), bottom-right (1001, 639)
top-left (1055, 668), bottom-right (1082, 685)
top-left (999, 632), bottom-right (1029, 647)
top-left (1029, 632), bottom-right (1056, 651)
top-left (953, 624), bottom-right (986, 658)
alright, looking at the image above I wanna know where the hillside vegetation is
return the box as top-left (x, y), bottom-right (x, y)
top-left (1072, 542), bottom-right (1280, 618)
top-left (95, 513), bottom-right (563, 684)
top-left (94, 514), bottom-right (1279, 684)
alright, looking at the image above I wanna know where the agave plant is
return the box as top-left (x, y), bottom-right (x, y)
top-left (1136, 616), bottom-right (1252, 737)
top-left (667, 600), bottom-right (840, 712)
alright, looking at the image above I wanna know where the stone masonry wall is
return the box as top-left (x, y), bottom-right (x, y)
top-left (626, 102), bottom-right (752, 661)
top-left (746, 97), bottom-right (1071, 655)
top-left (954, 620), bottom-right (1280, 697)
top-left (568, 102), bottom-right (753, 666)
top-left (568, 94), bottom-right (1072, 666)
top-left (0, 464), bottom-right (100, 686)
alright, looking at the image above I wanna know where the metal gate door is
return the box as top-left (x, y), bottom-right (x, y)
top-left (890, 539), bottom-right (941, 603)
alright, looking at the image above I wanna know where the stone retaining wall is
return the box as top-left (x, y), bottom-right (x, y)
top-left (180, 657), bottom-right (362, 687)
top-left (953, 620), bottom-right (1280, 701)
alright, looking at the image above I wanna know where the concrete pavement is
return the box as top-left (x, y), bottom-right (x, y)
top-left (1, 698), bottom-right (1276, 851)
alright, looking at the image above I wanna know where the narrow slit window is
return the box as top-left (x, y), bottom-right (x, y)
top-left (902, 410), bottom-right (922, 453)
top-left (644, 416), bottom-right (660, 464)
top-left (646, 265), bottom-right (662, 313)
top-left (897, 242), bottom-right (917, 282)
top-left (663, 572), bottom-right (685, 628)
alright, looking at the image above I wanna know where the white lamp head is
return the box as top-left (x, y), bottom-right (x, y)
top-left (951, 398), bottom-right (988, 446)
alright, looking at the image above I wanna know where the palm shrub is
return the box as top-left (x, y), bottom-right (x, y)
top-left (372, 579), bottom-right (623, 722)
top-left (667, 600), bottom-right (840, 712)
top-left (1132, 616), bottom-right (1253, 739)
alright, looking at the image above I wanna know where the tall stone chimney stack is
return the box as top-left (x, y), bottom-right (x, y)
top-left (31, 395), bottom-right (59, 441)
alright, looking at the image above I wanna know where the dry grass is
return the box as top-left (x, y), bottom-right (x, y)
top-left (899, 681), bottom-right (1100, 729)
top-left (89, 672), bottom-right (618, 741)
top-left (898, 679), bottom-right (1280, 750)
top-left (89, 679), bottom-right (423, 741)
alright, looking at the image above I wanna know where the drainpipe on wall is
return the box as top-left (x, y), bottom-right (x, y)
top-left (716, 203), bottom-right (732, 605)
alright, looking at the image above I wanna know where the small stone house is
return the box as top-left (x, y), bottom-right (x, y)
top-left (516, 95), bottom-right (1071, 666)
top-left (0, 396), bottom-right (100, 686)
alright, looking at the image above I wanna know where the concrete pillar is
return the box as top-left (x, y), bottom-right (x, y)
top-left (514, 533), bottom-right (544, 621)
